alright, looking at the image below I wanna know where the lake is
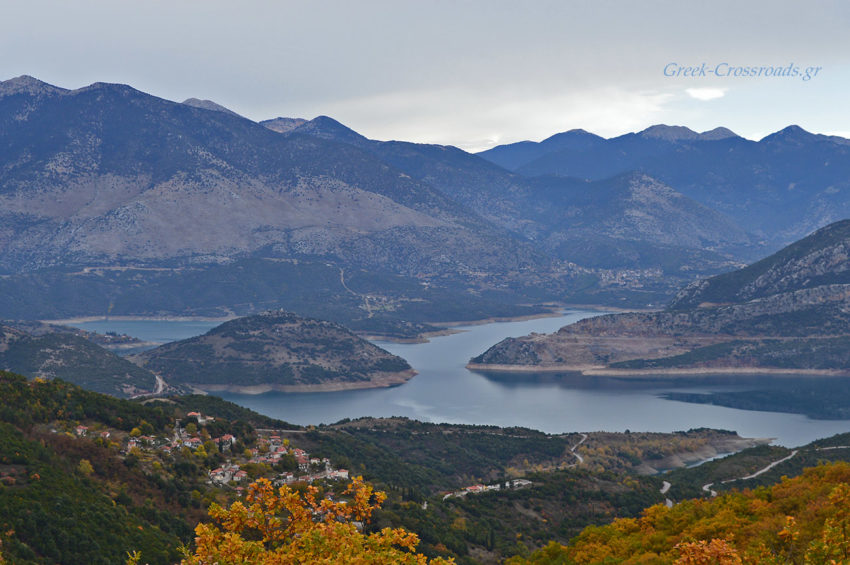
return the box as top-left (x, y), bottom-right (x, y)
top-left (69, 311), bottom-right (850, 447)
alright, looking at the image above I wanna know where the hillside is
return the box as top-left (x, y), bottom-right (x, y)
top-left (0, 366), bottom-right (844, 565)
top-left (0, 324), bottom-right (156, 396)
top-left (509, 460), bottom-right (850, 564)
top-left (0, 75), bottom-right (566, 330)
top-left (132, 310), bottom-right (414, 392)
top-left (469, 220), bottom-right (850, 375)
top-left (0, 369), bottom-right (763, 565)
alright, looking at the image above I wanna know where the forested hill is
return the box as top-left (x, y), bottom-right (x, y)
top-left (0, 324), bottom-right (157, 397)
top-left (508, 461), bottom-right (850, 564)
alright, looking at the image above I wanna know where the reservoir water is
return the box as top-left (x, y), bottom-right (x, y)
top-left (69, 311), bottom-right (850, 447)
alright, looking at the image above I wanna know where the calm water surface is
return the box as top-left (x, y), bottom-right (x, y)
top-left (69, 319), bottom-right (222, 345)
top-left (70, 312), bottom-right (850, 447)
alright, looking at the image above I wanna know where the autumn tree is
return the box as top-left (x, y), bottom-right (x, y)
top-left (675, 539), bottom-right (742, 564)
top-left (182, 476), bottom-right (453, 564)
top-left (78, 458), bottom-right (94, 476)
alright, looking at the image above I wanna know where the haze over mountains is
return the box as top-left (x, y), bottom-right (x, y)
top-left (1, 75), bottom-right (849, 329)
top-left (479, 123), bottom-right (850, 245)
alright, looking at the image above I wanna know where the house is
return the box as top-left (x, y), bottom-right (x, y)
top-left (186, 411), bottom-right (214, 425)
top-left (74, 425), bottom-right (88, 437)
top-left (184, 437), bottom-right (202, 449)
top-left (210, 466), bottom-right (238, 484)
top-left (233, 470), bottom-right (248, 482)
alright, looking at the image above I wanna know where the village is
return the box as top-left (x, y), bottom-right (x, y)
top-left (67, 409), bottom-right (543, 507)
top-left (70, 410), bottom-right (349, 495)
top-left (442, 478), bottom-right (533, 501)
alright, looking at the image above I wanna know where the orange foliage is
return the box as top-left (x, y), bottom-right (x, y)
top-left (511, 462), bottom-right (850, 565)
top-left (181, 476), bottom-right (452, 565)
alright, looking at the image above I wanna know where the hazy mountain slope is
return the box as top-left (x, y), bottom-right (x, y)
top-left (0, 76), bottom-right (540, 279)
top-left (274, 117), bottom-right (758, 273)
top-left (470, 220), bottom-right (850, 373)
top-left (522, 173), bottom-right (756, 269)
top-left (0, 76), bottom-right (574, 329)
top-left (133, 310), bottom-right (413, 392)
top-left (480, 124), bottom-right (850, 244)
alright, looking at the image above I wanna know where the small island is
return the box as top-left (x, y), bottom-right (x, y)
top-left (131, 310), bottom-right (415, 393)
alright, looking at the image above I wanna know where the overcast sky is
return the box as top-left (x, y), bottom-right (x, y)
top-left (3, 0), bottom-right (850, 151)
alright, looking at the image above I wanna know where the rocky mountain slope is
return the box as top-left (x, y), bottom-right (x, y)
top-left (469, 220), bottom-right (850, 374)
top-left (269, 116), bottom-right (758, 274)
top-left (0, 76), bottom-right (533, 277)
top-left (0, 75), bottom-right (573, 328)
top-left (132, 310), bottom-right (414, 392)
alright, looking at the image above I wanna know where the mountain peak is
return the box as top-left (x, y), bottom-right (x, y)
top-left (292, 115), bottom-right (369, 145)
top-left (638, 124), bottom-right (700, 141)
top-left (541, 128), bottom-right (605, 144)
top-left (699, 127), bottom-right (739, 140)
top-left (182, 98), bottom-right (243, 118)
top-left (0, 75), bottom-right (66, 97)
top-left (759, 125), bottom-right (817, 144)
top-left (70, 81), bottom-right (145, 98)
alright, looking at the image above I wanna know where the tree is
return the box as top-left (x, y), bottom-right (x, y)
top-left (675, 539), bottom-right (742, 564)
top-left (78, 458), bottom-right (94, 476)
top-left (182, 477), bottom-right (453, 564)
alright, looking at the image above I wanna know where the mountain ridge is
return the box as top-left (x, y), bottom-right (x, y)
top-left (469, 219), bottom-right (850, 374)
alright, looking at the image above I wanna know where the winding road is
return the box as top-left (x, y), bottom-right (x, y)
top-left (721, 450), bottom-right (799, 484)
top-left (664, 449), bottom-right (801, 504)
top-left (570, 433), bottom-right (587, 464)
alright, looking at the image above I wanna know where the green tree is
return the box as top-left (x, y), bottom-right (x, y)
top-left (78, 458), bottom-right (94, 476)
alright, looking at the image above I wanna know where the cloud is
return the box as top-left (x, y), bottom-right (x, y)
top-left (685, 88), bottom-right (728, 101)
top-left (321, 87), bottom-right (676, 152)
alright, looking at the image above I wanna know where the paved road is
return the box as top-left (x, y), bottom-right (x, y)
top-left (571, 433), bottom-right (587, 464)
top-left (722, 450), bottom-right (799, 484)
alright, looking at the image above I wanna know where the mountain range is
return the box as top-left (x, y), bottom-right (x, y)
top-left (2, 75), bottom-right (850, 329)
top-left (479, 123), bottom-right (850, 245)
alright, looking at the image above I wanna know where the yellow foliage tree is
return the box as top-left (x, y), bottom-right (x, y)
top-left (674, 539), bottom-right (742, 564)
top-left (78, 458), bottom-right (94, 476)
top-left (182, 476), bottom-right (453, 564)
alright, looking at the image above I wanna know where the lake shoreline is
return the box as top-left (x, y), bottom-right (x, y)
top-left (186, 369), bottom-right (418, 394)
top-left (43, 314), bottom-right (237, 325)
top-left (43, 306), bottom-right (602, 344)
top-left (466, 363), bottom-right (850, 377)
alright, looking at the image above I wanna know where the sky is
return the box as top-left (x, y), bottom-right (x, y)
top-left (3, 0), bottom-right (850, 151)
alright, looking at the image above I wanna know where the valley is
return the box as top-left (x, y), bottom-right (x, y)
top-left (1, 63), bottom-right (850, 565)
